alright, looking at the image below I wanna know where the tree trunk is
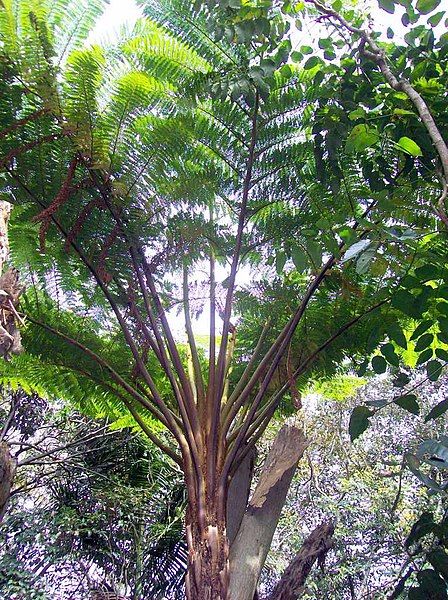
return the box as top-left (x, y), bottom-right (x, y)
top-left (185, 502), bottom-right (230, 600)
top-left (0, 200), bottom-right (22, 357)
top-left (229, 421), bottom-right (308, 600)
top-left (0, 200), bottom-right (11, 270)
top-left (0, 441), bottom-right (16, 522)
top-left (227, 445), bottom-right (256, 546)
top-left (267, 521), bottom-right (335, 600)
top-left (0, 200), bottom-right (20, 523)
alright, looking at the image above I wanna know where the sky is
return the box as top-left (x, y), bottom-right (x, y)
top-left (88, 0), bottom-right (142, 44)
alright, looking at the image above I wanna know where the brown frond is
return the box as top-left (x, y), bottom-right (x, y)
top-left (64, 196), bottom-right (103, 252)
top-left (33, 156), bottom-right (78, 250)
top-left (0, 109), bottom-right (50, 141)
top-left (97, 223), bottom-right (121, 284)
top-left (0, 133), bottom-right (63, 168)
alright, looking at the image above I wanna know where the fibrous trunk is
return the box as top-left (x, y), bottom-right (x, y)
top-left (185, 501), bottom-right (229, 600)
top-left (0, 200), bottom-right (23, 358)
top-left (0, 441), bottom-right (16, 521)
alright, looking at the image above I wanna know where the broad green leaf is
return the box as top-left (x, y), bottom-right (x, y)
top-left (415, 264), bottom-right (440, 280)
top-left (349, 406), bottom-right (373, 441)
top-left (415, 570), bottom-right (447, 597)
top-left (436, 348), bottom-right (448, 362)
top-left (418, 439), bottom-right (448, 462)
top-left (370, 256), bottom-right (388, 277)
top-left (425, 398), bottom-right (448, 421)
top-left (410, 320), bottom-right (432, 340)
top-left (381, 343), bottom-right (400, 366)
top-left (393, 108), bottom-right (416, 116)
top-left (428, 11), bottom-right (445, 25)
top-left (406, 454), bottom-right (443, 491)
top-left (275, 251), bottom-right (287, 274)
top-left (318, 37), bottom-right (332, 50)
top-left (346, 125), bottom-right (379, 153)
top-left (291, 246), bottom-right (307, 271)
top-left (342, 239), bottom-right (372, 262)
top-left (372, 355), bottom-right (387, 374)
top-left (306, 240), bottom-right (322, 268)
top-left (405, 512), bottom-right (435, 547)
top-left (387, 324), bottom-right (407, 349)
top-left (348, 108), bottom-right (366, 121)
top-left (304, 56), bottom-right (319, 70)
top-left (427, 360), bottom-right (443, 381)
top-left (416, 0), bottom-right (441, 14)
top-left (394, 393), bottom-right (419, 415)
top-left (439, 332), bottom-right (448, 345)
top-left (416, 348), bottom-right (433, 365)
top-left (414, 332), bottom-right (434, 352)
top-left (357, 359), bottom-right (369, 377)
top-left (393, 372), bottom-right (410, 387)
top-left (356, 247), bottom-right (376, 274)
top-left (366, 326), bottom-right (382, 354)
top-left (396, 136), bottom-right (423, 156)
top-left (439, 317), bottom-right (448, 335)
top-left (378, 0), bottom-right (395, 13)
top-left (428, 550), bottom-right (448, 582)
top-left (391, 289), bottom-right (421, 318)
top-left (279, 64), bottom-right (292, 78)
top-left (437, 302), bottom-right (448, 317)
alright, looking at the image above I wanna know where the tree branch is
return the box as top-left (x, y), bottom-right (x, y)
top-left (24, 315), bottom-right (180, 434)
top-left (8, 168), bottom-right (183, 445)
top-left (307, 0), bottom-right (448, 225)
top-left (231, 299), bottom-right (388, 470)
top-left (183, 264), bottom-right (205, 404)
top-left (267, 521), bottom-right (335, 600)
top-left (228, 421), bottom-right (308, 600)
top-left (215, 92), bottom-right (260, 406)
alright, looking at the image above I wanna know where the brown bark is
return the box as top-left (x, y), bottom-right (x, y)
top-left (0, 200), bottom-right (23, 358)
top-left (185, 502), bottom-right (230, 600)
top-left (267, 521), bottom-right (335, 600)
top-left (0, 441), bottom-right (16, 522)
top-left (0, 201), bottom-right (20, 523)
top-left (0, 268), bottom-right (23, 357)
top-left (229, 422), bottom-right (308, 600)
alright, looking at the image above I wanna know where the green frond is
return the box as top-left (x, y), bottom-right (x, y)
top-left (138, 0), bottom-right (244, 69)
top-left (122, 18), bottom-right (211, 83)
top-left (63, 45), bottom-right (107, 162)
top-left (49, 0), bottom-right (109, 63)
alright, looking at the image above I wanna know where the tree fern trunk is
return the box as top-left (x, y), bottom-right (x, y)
top-left (185, 501), bottom-right (230, 600)
top-left (0, 201), bottom-right (20, 523)
top-left (0, 200), bottom-right (22, 357)
top-left (0, 441), bottom-right (16, 522)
